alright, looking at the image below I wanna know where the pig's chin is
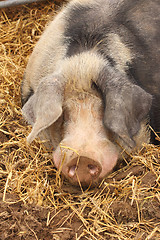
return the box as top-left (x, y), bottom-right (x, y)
top-left (53, 146), bottom-right (119, 186)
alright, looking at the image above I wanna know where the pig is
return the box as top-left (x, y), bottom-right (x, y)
top-left (21, 0), bottom-right (160, 186)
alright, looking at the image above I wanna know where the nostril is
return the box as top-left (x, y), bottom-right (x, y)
top-left (88, 164), bottom-right (98, 176)
top-left (68, 165), bottom-right (76, 177)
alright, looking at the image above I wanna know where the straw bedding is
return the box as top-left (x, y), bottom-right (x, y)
top-left (0, 1), bottom-right (160, 239)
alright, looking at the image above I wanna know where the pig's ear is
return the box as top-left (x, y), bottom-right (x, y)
top-left (104, 84), bottom-right (152, 147)
top-left (22, 76), bottom-right (64, 143)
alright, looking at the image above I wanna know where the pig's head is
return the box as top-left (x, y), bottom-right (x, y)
top-left (22, 62), bottom-right (151, 187)
top-left (22, 75), bottom-right (119, 186)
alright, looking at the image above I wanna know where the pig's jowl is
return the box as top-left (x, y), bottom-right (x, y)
top-left (21, 0), bottom-right (160, 186)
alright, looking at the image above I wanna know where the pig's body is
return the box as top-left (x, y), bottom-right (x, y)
top-left (21, 0), bottom-right (160, 186)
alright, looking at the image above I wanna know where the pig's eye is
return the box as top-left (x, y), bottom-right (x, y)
top-left (91, 82), bottom-right (98, 91)
top-left (106, 128), bottom-right (117, 142)
top-left (91, 82), bottom-right (103, 97)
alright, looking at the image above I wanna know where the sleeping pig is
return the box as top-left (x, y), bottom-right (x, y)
top-left (21, 0), bottom-right (160, 186)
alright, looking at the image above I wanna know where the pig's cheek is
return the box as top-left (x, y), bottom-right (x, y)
top-left (100, 152), bottom-right (119, 178)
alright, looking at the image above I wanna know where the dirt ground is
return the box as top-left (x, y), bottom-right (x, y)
top-left (0, 163), bottom-right (160, 240)
top-left (0, 1), bottom-right (160, 239)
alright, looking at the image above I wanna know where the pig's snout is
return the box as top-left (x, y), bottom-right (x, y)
top-left (67, 157), bottom-right (102, 186)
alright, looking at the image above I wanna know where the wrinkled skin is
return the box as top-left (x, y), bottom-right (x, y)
top-left (21, 0), bottom-right (159, 186)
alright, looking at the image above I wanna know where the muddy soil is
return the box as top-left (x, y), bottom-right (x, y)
top-left (0, 166), bottom-right (160, 240)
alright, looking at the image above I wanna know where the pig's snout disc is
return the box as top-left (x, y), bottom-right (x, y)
top-left (67, 157), bottom-right (102, 185)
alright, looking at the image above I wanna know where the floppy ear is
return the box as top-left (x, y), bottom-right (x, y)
top-left (22, 75), bottom-right (64, 143)
top-left (104, 83), bottom-right (152, 147)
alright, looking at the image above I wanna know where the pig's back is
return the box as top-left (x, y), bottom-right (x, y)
top-left (63, 0), bottom-right (160, 94)
top-left (22, 0), bottom-right (160, 100)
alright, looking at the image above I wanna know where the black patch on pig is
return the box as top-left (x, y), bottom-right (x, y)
top-left (64, 5), bottom-right (95, 55)
top-left (64, 5), bottom-right (111, 59)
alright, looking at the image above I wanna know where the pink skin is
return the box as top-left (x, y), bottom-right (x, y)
top-left (53, 95), bottom-right (119, 185)
top-left (54, 145), bottom-right (118, 181)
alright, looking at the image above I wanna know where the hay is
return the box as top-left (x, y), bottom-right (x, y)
top-left (0, 1), bottom-right (160, 239)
